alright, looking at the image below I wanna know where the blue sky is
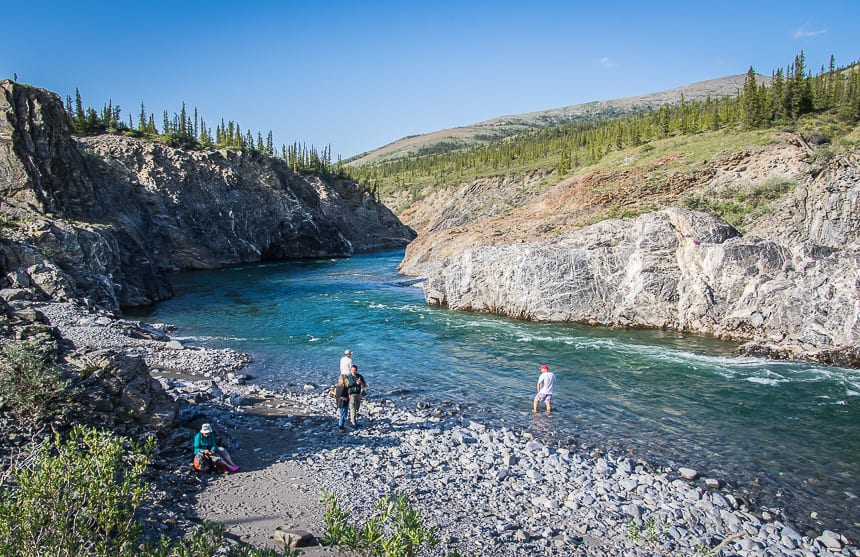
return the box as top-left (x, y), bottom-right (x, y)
top-left (3, 1), bottom-right (857, 159)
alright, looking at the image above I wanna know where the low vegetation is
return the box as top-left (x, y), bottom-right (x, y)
top-left (322, 489), bottom-right (454, 557)
top-left (0, 340), bottom-right (70, 423)
top-left (680, 177), bottom-right (795, 231)
top-left (0, 425), bottom-right (153, 556)
top-left (349, 52), bottom-right (859, 210)
top-left (0, 424), bottom-right (297, 557)
top-left (0, 341), bottom-right (296, 556)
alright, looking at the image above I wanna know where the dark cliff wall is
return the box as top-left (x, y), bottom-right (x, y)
top-left (0, 80), bottom-right (99, 219)
top-left (0, 80), bottom-right (415, 309)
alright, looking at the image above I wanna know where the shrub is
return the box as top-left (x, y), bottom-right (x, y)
top-left (680, 177), bottom-right (794, 230)
top-left (145, 521), bottom-right (299, 557)
top-left (0, 340), bottom-right (70, 422)
top-left (0, 425), bottom-right (152, 556)
top-left (322, 490), bottom-right (441, 557)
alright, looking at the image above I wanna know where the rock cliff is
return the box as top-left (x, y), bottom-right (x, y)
top-left (0, 80), bottom-right (415, 310)
top-left (415, 148), bottom-right (860, 365)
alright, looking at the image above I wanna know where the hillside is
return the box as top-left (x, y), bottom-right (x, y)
top-left (396, 129), bottom-right (810, 273)
top-left (349, 73), bottom-right (767, 166)
top-left (377, 54), bottom-right (860, 366)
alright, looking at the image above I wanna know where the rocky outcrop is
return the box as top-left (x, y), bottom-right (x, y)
top-left (0, 299), bottom-right (179, 436)
top-left (746, 151), bottom-right (860, 249)
top-left (402, 134), bottom-right (860, 365)
top-left (422, 206), bottom-right (860, 366)
top-left (398, 141), bottom-right (810, 278)
top-left (1, 80), bottom-right (415, 310)
top-left (0, 81), bottom-right (97, 218)
top-left (79, 135), bottom-right (415, 268)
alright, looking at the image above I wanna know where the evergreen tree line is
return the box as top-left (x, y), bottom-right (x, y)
top-left (64, 90), bottom-right (343, 176)
top-left (350, 52), bottom-right (860, 197)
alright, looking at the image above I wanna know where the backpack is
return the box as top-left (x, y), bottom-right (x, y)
top-left (193, 451), bottom-right (215, 473)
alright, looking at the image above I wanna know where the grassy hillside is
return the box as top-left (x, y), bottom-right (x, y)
top-left (350, 54), bottom-right (859, 223)
top-left (347, 73), bottom-right (766, 166)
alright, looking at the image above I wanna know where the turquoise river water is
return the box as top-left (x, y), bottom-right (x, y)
top-left (128, 250), bottom-right (859, 538)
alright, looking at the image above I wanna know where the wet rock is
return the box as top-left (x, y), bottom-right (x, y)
top-left (816, 530), bottom-right (843, 550)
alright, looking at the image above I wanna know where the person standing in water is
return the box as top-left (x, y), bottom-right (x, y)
top-left (533, 364), bottom-right (556, 415)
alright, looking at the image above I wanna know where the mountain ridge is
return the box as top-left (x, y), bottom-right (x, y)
top-left (349, 73), bottom-right (769, 165)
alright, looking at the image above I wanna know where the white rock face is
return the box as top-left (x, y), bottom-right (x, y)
top-left (423, 207), bottom-right (860, 364)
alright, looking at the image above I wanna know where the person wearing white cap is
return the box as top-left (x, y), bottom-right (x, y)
top-left (193, 423), bottom-right (239, 473)
top-left (339, 349), bottom-right (353, 375)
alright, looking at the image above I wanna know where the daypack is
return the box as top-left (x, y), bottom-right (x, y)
top-left (193, 451), bottom-right (215, 473)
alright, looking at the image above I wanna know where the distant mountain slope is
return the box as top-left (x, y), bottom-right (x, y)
top-left (350, 73), bottom-right (768, 165)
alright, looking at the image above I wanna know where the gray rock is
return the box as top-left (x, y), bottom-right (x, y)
top-left (816, 530), bottom-right (843, 550)
top-left (679, 467), bottom-right (699, 480)
top-left (0, 81), bottom-right (415, 310)
top-left (452, 428), bottom-right (476, 444)
top-left (273, 528), bottom-right (315, 548)
top-left (420, 205), bottom-right (860, 365)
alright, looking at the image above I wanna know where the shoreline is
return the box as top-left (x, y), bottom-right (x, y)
top-left (33, 300), bottom-right (859, 555)
top-left (186, 386), bottom-right (857, 556)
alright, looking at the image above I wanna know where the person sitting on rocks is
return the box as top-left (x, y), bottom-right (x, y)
top-left (193, 423), bottom-right (239, 473)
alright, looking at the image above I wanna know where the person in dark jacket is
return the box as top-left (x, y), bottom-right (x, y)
top-left (347, 364), bottom-right (367, 427)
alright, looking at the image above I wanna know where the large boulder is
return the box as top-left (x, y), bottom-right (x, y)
top-left (71, 349), bottom-right (179, 434)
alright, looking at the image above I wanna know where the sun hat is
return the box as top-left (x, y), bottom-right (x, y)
top-left (200, 423), bottom-right (213, 434)
top-left (344, 349), bottom-right (352, 355)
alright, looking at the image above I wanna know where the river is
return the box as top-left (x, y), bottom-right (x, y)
top-left (128, 249), bottom-right (860, 539)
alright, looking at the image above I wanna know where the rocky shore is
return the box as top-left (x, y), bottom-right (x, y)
top-left (28, 300), bottom-right (859, 557)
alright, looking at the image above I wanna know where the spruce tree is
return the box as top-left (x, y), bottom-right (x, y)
top-left (770, 68), bottom-right (786, 121)
top-left (74, 88), bottom-right (84, 122)
top-left (138, 102), bottom-right (147, 132)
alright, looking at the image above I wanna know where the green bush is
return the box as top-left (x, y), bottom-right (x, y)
top-left (0, 425), bottom-right (152, 556)
top-left (322, 490), bottom-right (441, 557)
top-left (145, 521), bottom-right (298, 557)
top-left (0, 340), bottom-right (70, 422)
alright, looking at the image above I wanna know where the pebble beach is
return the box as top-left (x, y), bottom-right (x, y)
top-left (34, 301), bottom-right (859, 556)
top-left (188, 387), bottom-right (857, 557)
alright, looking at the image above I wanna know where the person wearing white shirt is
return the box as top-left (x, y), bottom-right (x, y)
top-left (339, 349), bottom-right (353, 375)
top-left (533, 364), bottom-right (556, 414)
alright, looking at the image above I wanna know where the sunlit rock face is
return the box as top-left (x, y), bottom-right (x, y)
top-left (423, 206), bottom-right (860, 366)
top-left (0, 80), bottom-right (415, 309)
